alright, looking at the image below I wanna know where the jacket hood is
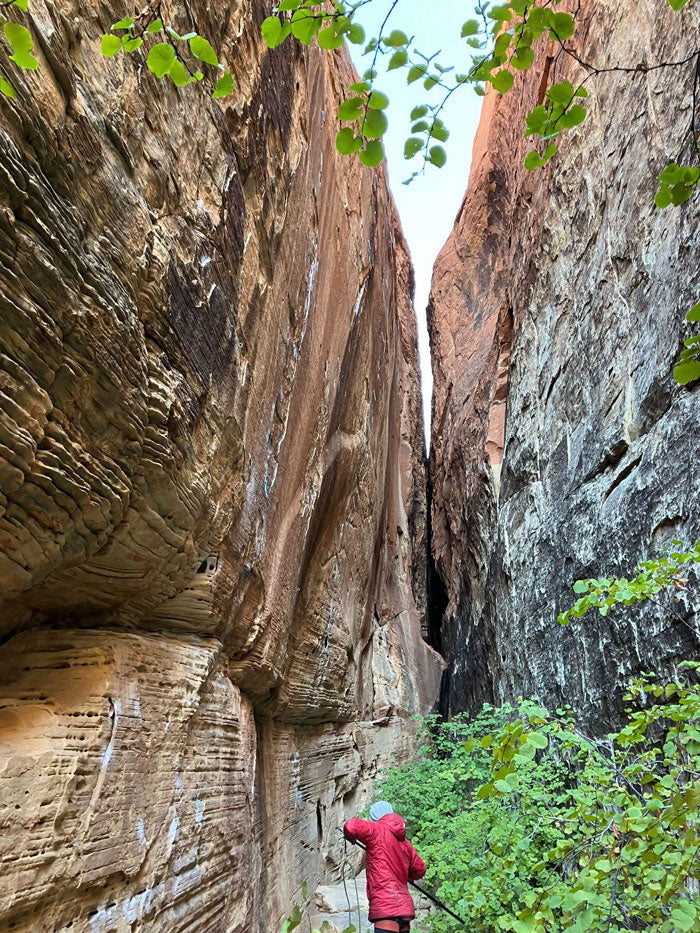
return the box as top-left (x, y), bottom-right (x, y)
top-left (380, 813), bottom-right (406, 839)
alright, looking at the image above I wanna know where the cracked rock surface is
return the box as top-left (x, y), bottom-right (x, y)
top-left (0, 1), bottom-right (443, 929)
top-left (429, 0), bottom-right (700, 729)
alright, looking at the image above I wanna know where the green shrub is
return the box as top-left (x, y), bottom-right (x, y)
top-left (377, 666), bottom-right (700, 932)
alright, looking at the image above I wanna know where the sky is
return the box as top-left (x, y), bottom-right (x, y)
top-left (347, 0), bottom-right (484, 445)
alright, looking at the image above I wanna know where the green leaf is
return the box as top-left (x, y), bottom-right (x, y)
top-left (388, 50), bottom-right (407, 70)
top-left (147, 43), bottom-right (176, 78)
top-left (512, 918), bottom-right (538, 933)
top-left (359, 140), bottom-right (384, 167)
top-left (336, 127), bottom-right (363, 155)
top-left (213, 70), bottom-right (234, 99)
top-left (655, 188), bottom-right (673, 209)
top-left (261, 16), bottom-right (287, 48)
top-left (318, 26), bottom-right (344, 50)
top-left (673, 359), bottom-right (700, 385)
top-left (407, 64), bottom-right (427, 84)
top-left (430, 121), bottom-right (449, 142)
top-left (147, 19), bottom-right (163, 34)
top-left (428, 145), bottom-right (446, 168)
top-left (525, 105), bottom-right (549, 137)
top-left (671, 181), bottom-right (694, 204)
top-left (168, 59), bottom-right (196, 86)
top-left (190, 35), bottom-right (218, 66)
top-left (511, 47), bottom-right (535, 71)
top-left (384, 29), bottom-right (408, 47)
top-left (111, 16), bottom-right (136, 30)
top-left (549, 12), bottom-right (576, 40)
top-left (122, 36), bottom-right (143, 53)
top-left (368, 91), bottom-right (389, 110)
top-left (491, 70), bottom-right (514, 94)
top-left (363, 108), bottom-right (388, 139)
top-left (4, 21), bottom-right (32, 52)
top-left (547, 80), bottom-right (575, 106)
top-left (346, 23), bottom-right (365, 45)
top-left (660, 162), bottom-right (683, 185)
top-left (278, 0), bottom-right (302, 9)
top-left (461, 20), bottom-right (480, 37)
top-left (11, 50), bottom-right (38, 70)
top-left (529, 732), bottom-right (548, 749)
top-left (671, 904), bottom-right (696, 932)
top-left (410, 105), bottom-right (428, 120)
top-left (489, 5), bottom-right (512, 23)
top-left (494, 33), bottom-right (511, 60)
top-left (404, 137), bottom-right (423, 159)
top-left (559, 104), bottom-right (587, 129)
top-left (0, 76), bottom-right (16, 98)
top-left (101, 34), bottom-right (122, 58)
top-left (686, 302), bottom-right (700, 322)
top-left (13, 0), bottom-right (29, 11)
top-left (291, 10), bottom-right (321, 45)
top-left (339, 96), bottom-right (364, 121)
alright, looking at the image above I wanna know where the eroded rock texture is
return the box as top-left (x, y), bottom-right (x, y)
top-left (0, 2), bottom-right (442, 929)
top-left (430, 0), bottom-right (700, 728)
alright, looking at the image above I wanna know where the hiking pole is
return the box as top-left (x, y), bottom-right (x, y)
top-left (406, 880), bottom-right (466, 925)
top-left (350, 839), bottom-right (466, 925)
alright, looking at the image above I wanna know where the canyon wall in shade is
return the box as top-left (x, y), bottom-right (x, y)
top-left (429, 0), bottom-right (700, 728)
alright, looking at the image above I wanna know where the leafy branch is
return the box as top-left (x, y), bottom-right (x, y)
top-left (100, 4), bottom-right (234, 98)
top-left (558, 540), bottom-right (700, 625)
top-left (261, 0), bottom-right (700, 205)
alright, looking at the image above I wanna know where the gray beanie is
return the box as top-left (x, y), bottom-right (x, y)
top-left (369, 800), bottom-right (393, 822)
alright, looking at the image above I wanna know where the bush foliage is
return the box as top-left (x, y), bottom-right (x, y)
top-left (378, 670), bottom-right (700, 932)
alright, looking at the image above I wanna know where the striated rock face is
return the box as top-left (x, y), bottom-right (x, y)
top-left (430, 0), bottom-right (700, 728)
top-left (0, 2), bottom-right (443, 930)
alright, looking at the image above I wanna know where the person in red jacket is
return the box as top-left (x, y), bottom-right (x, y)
top-left (343, 800), bottom-right (427, 933)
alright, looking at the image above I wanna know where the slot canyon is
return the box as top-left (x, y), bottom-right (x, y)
top-left (0, 1), bottom-right (698, 931)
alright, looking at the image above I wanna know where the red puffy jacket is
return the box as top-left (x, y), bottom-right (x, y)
top-left (343, 814), bottom-right (426, 921)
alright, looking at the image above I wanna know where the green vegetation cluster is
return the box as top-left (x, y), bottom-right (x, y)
top-left (558, 541), bottom-right (700, 624)
top-left (0, 0), bottom-right (234, 99)
top-left (377, 669), bottom-right (700, 932)
top-left (373, 545), bottom-right (700, 932)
